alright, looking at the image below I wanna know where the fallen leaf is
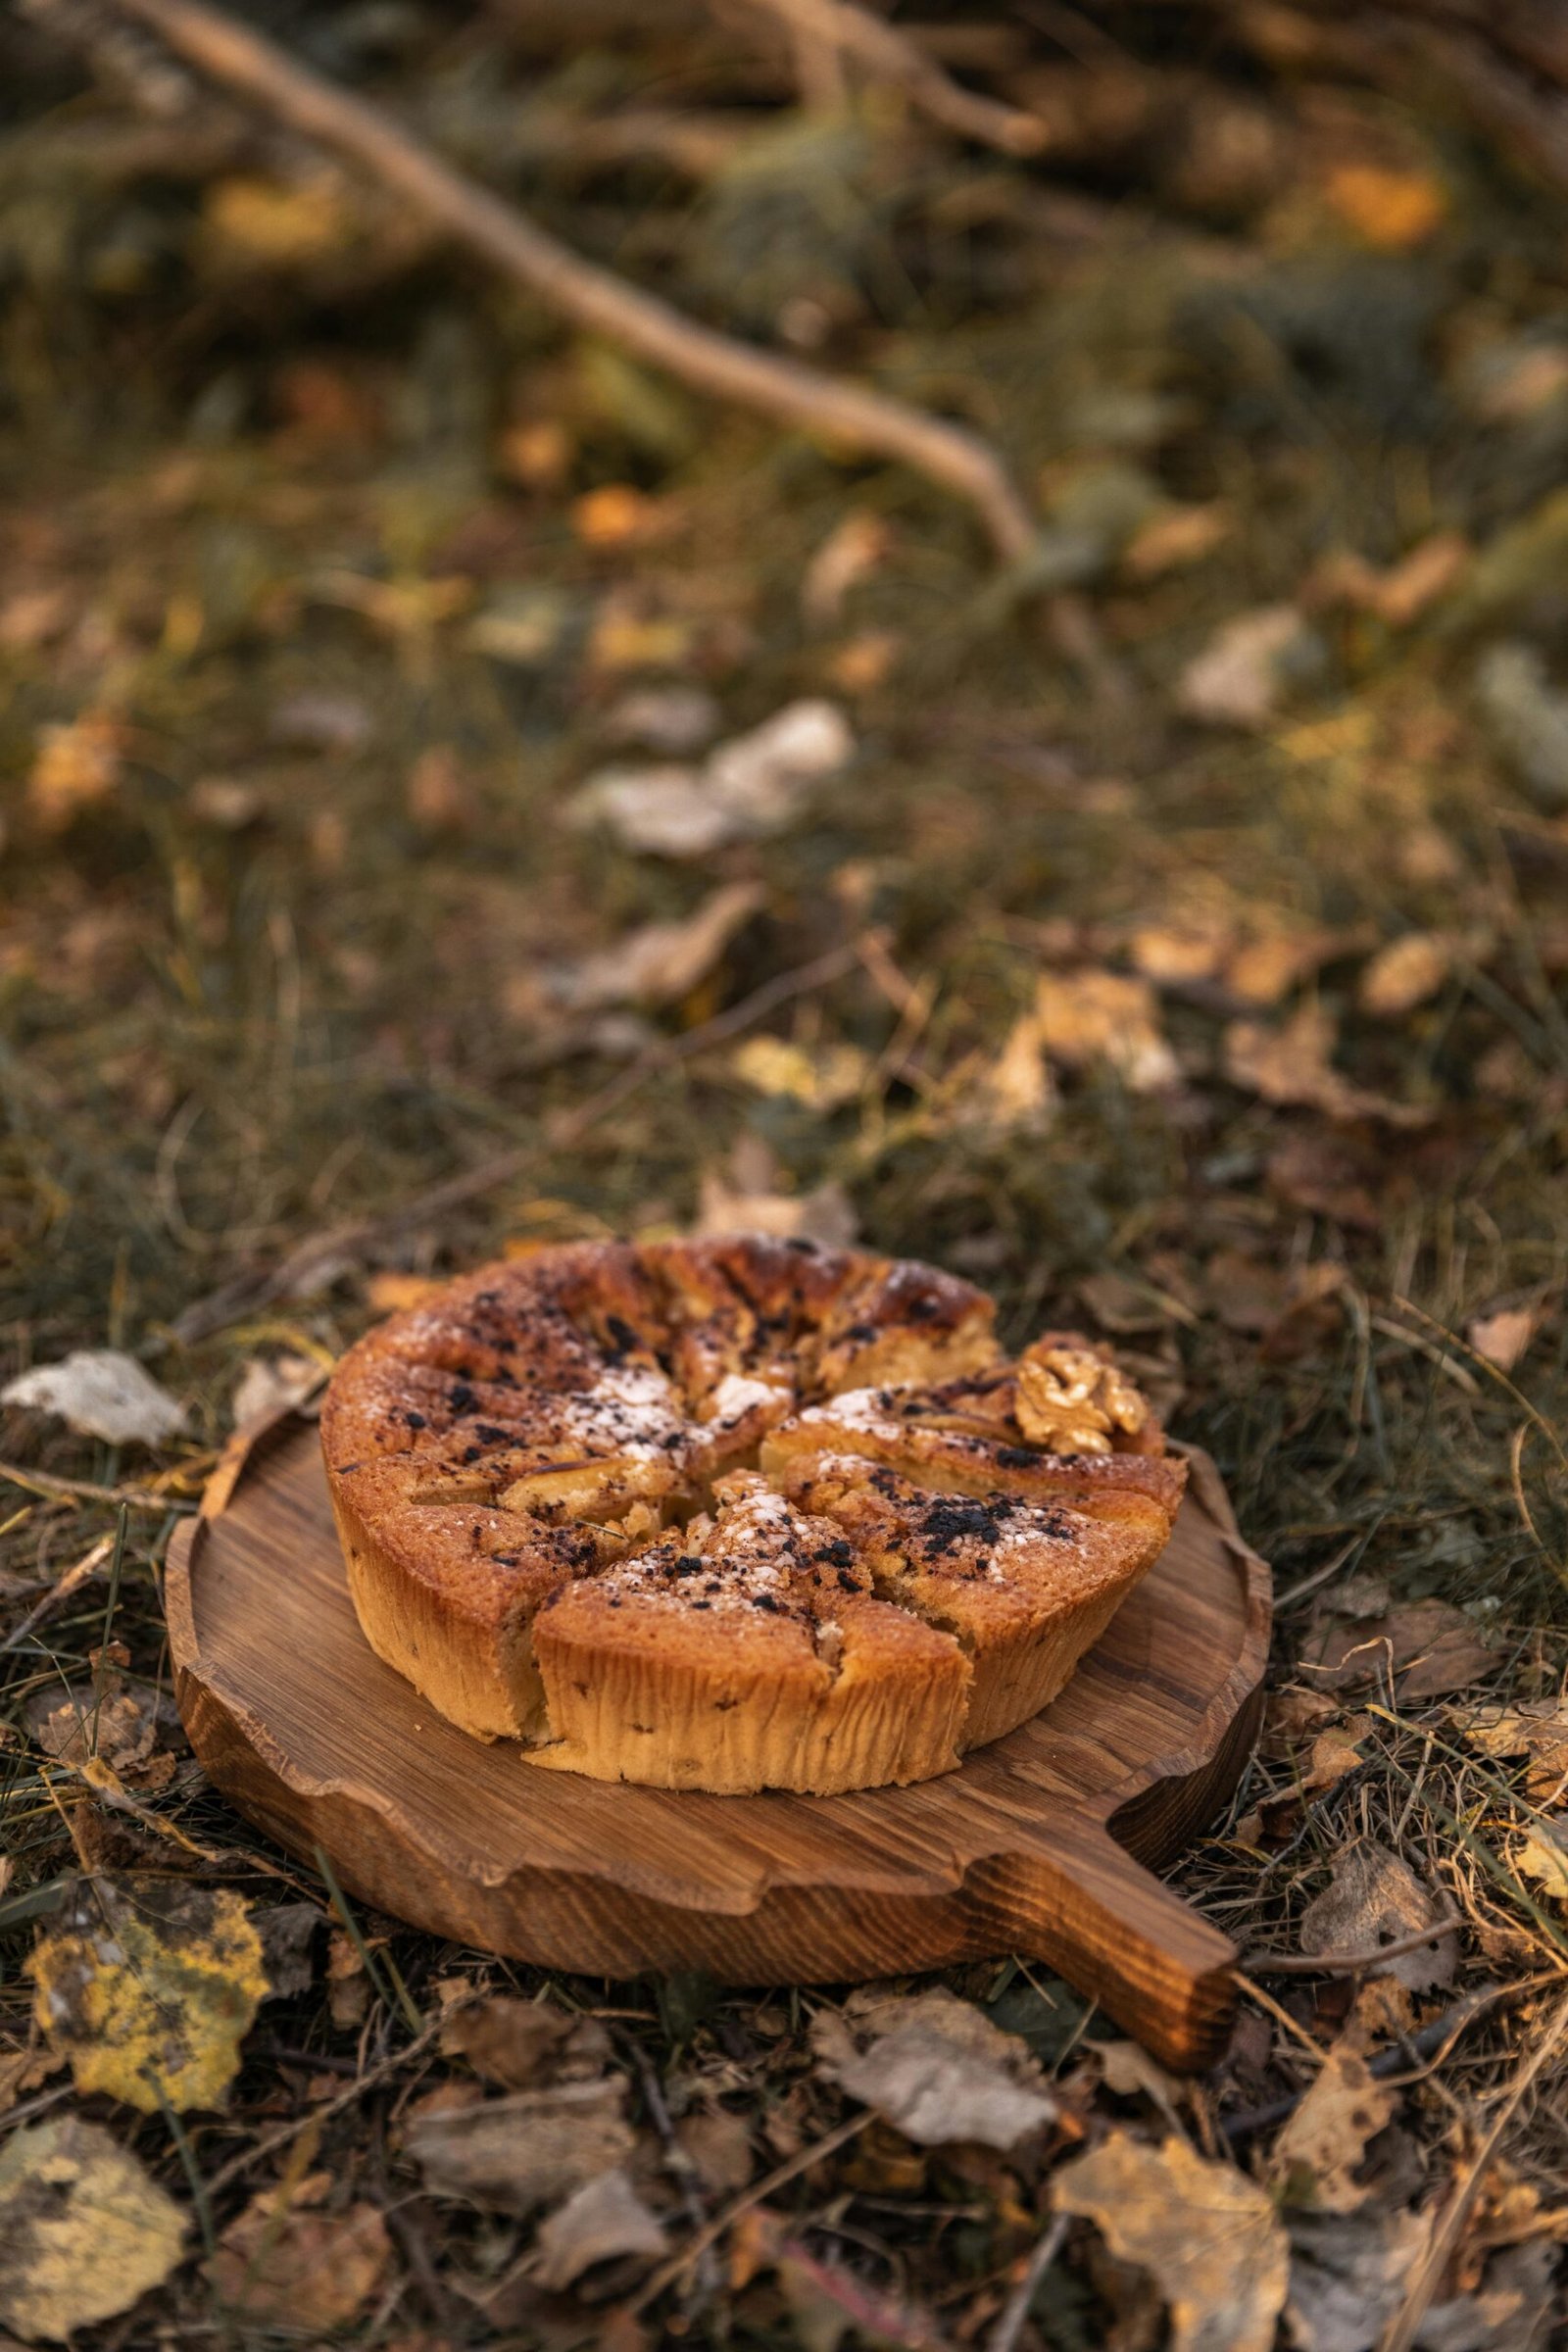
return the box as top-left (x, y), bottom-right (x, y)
top-left (1298, 1843), bottom-right (1457, 1991)
top-left (29, 1875), bottom-right (268, 2112)
top-left (32, 1686), bottom-right (156, 1774)
top-left (775, 2237), bottom-right (947, 2352)
top-left (552, 883), bottom-right (763, 1013)
top-left (1225, 926), bottom-right (1357, 1009)
top-left (0, 2116), bottom-right (185, 2339)
top-left (599, 686), bottom-right (719, 755)
top-left (567, 700), bottom-right (854, 856)
top-left (1467, 1305), bottom-right (1538, 1372)
top-left (232, 1351), bottom-right (321, 1429)
top-left (1285, 2207), bottom-right (1431, 2351)
top-left (1266, 1133), bottom-right (1380, 1228)
top-left (532, 2168), bottom-right (667, 2290)
top-left (254, 1903), bottom-right (319, 2000)
top-left (204, 172), bottom-right (349, 261)
top-left (1303, 1597), bottom-right (1496, 1700)
top-left (406, 2078), bottom-right (635, 2215)
top-left (674, 2106), bottom-right (754, 2197)
top-left (442, 1996), bottom-right (607, 2090)
top-left (1121, 501), bottom-right (1231, 578)
top-left (1224, 1004), bottom-right (1420, 1124)
top-left (810, 1987), bottom-right (1055, 2151)
top-left (966, 1013), bottom-right (1057, 1134)
top-left (1474, 640), bottom-right (1568, 808)
top-left (365, 1272), bottom-right (445, 1313)
top-left (802, 512), bottom-right (892, 624)
top-left (1358, 933), bottom-right (1452, 1017)
top-left (1270, 2020), bottom-right (1395, 2212)
top-left (28, 712), bottom-right (124, 831)
top-left (1129, 921), bottom-right (1232, 984)
top-left (1457, 1699), bottom-right (1568, 1802)
top-left (1178, 606), bottom-right (1324, 728)
top-left (269, 689), bottom-right (373, 752)
top-left (1034, 968), bottom-right (1178, 1092)
top-left (205, 2194), bottom-right (390, 2328)
top-left (731, 1034), bottom-right (870, 1110)
top-left (1325, 162), bottom-right (1447, 250)
top-left (1510, 1824), bottom-right (1568, 1903)
top-left (695, 1173), bottom-right (858, 1249)
top-left (827, 629), bottom-right (903, 693)
top-left (1054, 2131), bottom-right (1289, 2352)
top-left (3, 1349), bottom-right (185, 1446)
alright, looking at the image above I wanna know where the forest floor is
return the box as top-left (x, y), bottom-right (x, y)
top-left (4, 6), bottom-right (1568, 2346)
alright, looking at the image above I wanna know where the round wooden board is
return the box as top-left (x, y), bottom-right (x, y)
top-left (168, 1413), bottom-right (1269, 2072)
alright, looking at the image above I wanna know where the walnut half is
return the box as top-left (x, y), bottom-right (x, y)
top-left (1014, 1343), bottom-right (1148, 1455)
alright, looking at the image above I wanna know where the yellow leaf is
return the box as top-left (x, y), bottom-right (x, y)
top-left (29, 1875), bottom-right (267, 2114)
top-left (0, 2115), bottom-right (185, 2339)
top-left (204, 174), bottom-right (350, 263)
top-left (1034, 968), bottom-right (1177, 1093)
top-left (1054, 2131), bottom-right (1288, 2352)
top-left (731, 1035), bottom-right (871, 1110)
top-left (28, 712), bottom-right (123, 831)
top-left (1358, 933), bottom-right (1452, 1017)
top-left (1270, 2025), bottom-right (1394, 2211)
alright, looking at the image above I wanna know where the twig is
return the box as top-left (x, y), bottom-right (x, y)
top-left (1378, 1988), bottom-right (1568, 2352)
top-left (0, 1535), bottom-right (114, 1654)
top-left (1221, 1980), bottom-right (1531, 2143)
top-left (80, 0), bottom-right (1035, 563)
top-left (0, 1458), bottom-right (185, 1513)
top-left (985, 2212), bottom-right (1069, 2352)
top-left (172, 938), bottom-right (863, 1343)
top-left (625, 2110), bottom-right (870, 2315)
top-left (1241, 1915), bottom-right (1464, 1976)
top-left (731, 0), bottom-right (1048, 155)
top-left (204, 2004), bottom-right (458, 2199)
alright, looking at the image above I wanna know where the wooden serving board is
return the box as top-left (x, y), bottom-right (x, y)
top-left (167, 1413), bottom-right (1269, 2073)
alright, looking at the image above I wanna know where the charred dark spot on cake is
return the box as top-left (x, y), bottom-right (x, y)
top-left (813, 1540), bottom-right (855, 1568)
top-left (674, 1556), bottom-right (702, 1576)
top-left (714, 1694), bottom-right (740, 1709)
top-left (449, 1382), bottom-right (476, 1416)
top-left (753, 1592), bottom-right (781, 1612)
top-left (785, 1237), bottom-right (820, 1254)
top-left (335, 1460), bottom-right (362, 1475)
top-left (603, 1314), bottom-right (641, 1358)
top-left (837, 1567), bottom-right (859, 1592)
top-left (403, 1409), bottom-right (427, 1430)
top-left (471, 1422), bottom-right (513, 1446)
top-left (995, 1446), bottom-right (1039, 1469)
top-left (911, 1493), bottom-right (1019, 1558)
top-left (691, 1598), bottom-right (711, 1610)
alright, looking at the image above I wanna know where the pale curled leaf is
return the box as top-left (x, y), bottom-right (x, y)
top-left (1270, 2032), bottom-right (1395, 2212)
top-left (1467, 1305), bottom-right (1537, 1372)
top-left (1285, 2208), bottom-right (1431, 2352)
top-left (29, 1876), bottom-right (267, 2113)
top-left (1034, 967), bottom-right (1178, 1093)
top-left (1054, 2132), bottom-right (1289, 2352)
top-left (0, 2116), bottom-right (185, 2340)
top-left (532, 2168), bottom-right (667, 2290)
top-left (551, 882), bottom-right (763, 1012)
top-left (810, 1987), bottom-right (1055, 2150)
top-left (2, 1350), bottom-right (185, 1447)
top-left (406, 2077), bottom-right (634, 2215)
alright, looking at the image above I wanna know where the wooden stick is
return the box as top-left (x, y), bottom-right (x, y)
top-left (1241, 1915), bottom-right (1464, 1977)
top-left (92, 0), bottom-right (1035, 563)
top-left (731, 0), bottom-right (1048, 156)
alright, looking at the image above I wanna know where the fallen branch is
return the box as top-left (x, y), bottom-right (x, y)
top-left (730, 0), bottom-right (1049, 156)
top-left (71, 0), bottom-right (1035, 562)
top-left (1241, 1915), bottom-right (1465, 1976)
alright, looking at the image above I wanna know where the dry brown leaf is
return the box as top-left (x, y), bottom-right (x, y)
top-left (568, 701), bottom-right (853, 856)
top-left (28, 712), bottom-right (124, 830)
top-left (32, 1686), bottom-right (156, 1774)
top-left (695, 1172), bottom-right (858, 1250)
top-left (441, 1996), bottom-right (607, 2090)
top-left (802, 512), bottom-right (892, 623)
top-left (204, 172), bottom-right (349, 261)
top-left (1510, 1826), bottom-right (1568, 1904)
top-left (0, 2116), bottom-right (185, 2340)
top-left (30, 1876), bottom-right (267, 2114)
top-left (774, 2237), bottom-right (948, 2352)
top-left (205, 2194), bottom-right (391, 2329)
top-left (1121, 501), bottom-right (1231, 579)
top-left (1128, 922), bottom-right (1232, 984)
top-left (1325, 162), bottom-right (1447, 250)
top-left (3, 1349), bottom-right (185, 1446)
top-left (553, 882), bottom-right (762, 1013)
top-left (1467, 1305), bottom-right (1538, 1372)
top-left (1054, 2131), bottom-right (1289, 2352)
top-left (532, 2168), bottom-right (667, 2290)
top-left (1358, 933), bottom-right (1452, 1017)
top-left (1298, 1842), bottom-right (1457, 1991)
top-left (406, 2077), bottom-right (635, 2215)
top-left (1303, 1597), bottom-right (1495, 1700)
top-left (1270, 2021), bottom-right (1395, 2212)
top-left (967, 1012), bottom-right (1057, 1134)
top-left (675, 2106), bottom-right (754, 2197)
top-left (1223, 1004), bottom-right (1420, 1124)
top-left (1458, 1699), bottom-right (1568, 1802)
top-left (1034, 968), bottom-right (1178, 1092)
top-left (810, 1987), bottom-right (1055, 2151)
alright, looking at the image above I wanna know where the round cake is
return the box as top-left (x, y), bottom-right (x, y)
top-left (320, 1237), bottom-right (1187, 1793)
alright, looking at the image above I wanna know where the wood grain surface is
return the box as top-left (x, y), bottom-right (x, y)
top-left (167, 1411), bottom-right (1270, 2072)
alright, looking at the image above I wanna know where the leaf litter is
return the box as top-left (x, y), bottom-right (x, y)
top-left (6, 6), bottom-right (1568, 2346)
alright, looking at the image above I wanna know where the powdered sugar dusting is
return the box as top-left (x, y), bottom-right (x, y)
top-left (707, 1372), bottom-right (792, 1426)
top-left (558, 1360), bottom-right (688, 1460)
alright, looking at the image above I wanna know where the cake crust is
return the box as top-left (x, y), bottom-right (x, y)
top-left (321, 1239), bottom-right (1185, 1791)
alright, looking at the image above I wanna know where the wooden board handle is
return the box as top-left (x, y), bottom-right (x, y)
top-left (968, 1823), bottom-right (1238, 2074)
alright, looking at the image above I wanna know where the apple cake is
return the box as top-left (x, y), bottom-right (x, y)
top-left (320, 1237), bottom-right (1186, 1793)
